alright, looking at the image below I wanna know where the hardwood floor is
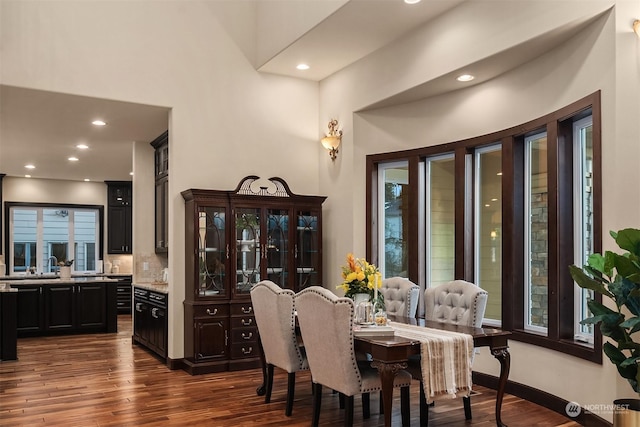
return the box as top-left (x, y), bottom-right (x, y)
top-left (0, 315), bottom-right (581, 426)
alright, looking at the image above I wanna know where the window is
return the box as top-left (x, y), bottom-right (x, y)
top-left (426, 154), bottom-right (455, 288)
top-left (377, 161), bottom-right (409, 278)
top-left (524, 132), bottom-right (548, 334)
top-left (367, 91), bottom-right (601, 362)
top-left (573, 116), bottom-right (594, 343)
top-left (7, 203), bottom-right (103, 275)
top-left (474, 145), bottom-right (502, 326)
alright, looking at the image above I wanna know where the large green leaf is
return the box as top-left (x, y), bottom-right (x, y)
top-left (620, 317), bottom-right (640, 334)
top-left (569, 265), bottom-right (612, 298)
top-left (616, 228), bottom-right (640, 257)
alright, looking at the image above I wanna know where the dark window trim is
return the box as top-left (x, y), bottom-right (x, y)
top-left (366, 91), bottom-right (602, 364)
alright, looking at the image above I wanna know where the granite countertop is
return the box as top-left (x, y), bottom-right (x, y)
top-left (0, 277), bottom-right (119, 285)
top-left (133, 282), bottom-right (169, 293)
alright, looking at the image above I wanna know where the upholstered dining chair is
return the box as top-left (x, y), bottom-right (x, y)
top-left (250, 280), bottom-right (308, 416)
top-left (380, 277), bottom-right (420, 318)
top-left (295, 286), bottom-right (412, 427)
top-left (412, 280), bottom-right (489, 426)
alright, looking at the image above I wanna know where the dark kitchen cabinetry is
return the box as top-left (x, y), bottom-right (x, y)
top-left (132, 287), bottom-right (168, 360)
top-left (106, 181), bottom-right (132, 254)
top-left (109, 275), bottom-right (132, 314)
top-left (181, 176), bottom-right (325, 375)
top-left (16, 281), bottom-right (116, 337)
top-left (151, 131), bottom-right (169, 254)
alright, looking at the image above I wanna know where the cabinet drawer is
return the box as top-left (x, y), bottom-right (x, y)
top-left (193, 304), bottom-right (229, 318)
top-left (231, 316), bottom-right (255, 328)
top-left (230, 303), bottom-right (254, 316)
top-left (231, 342), bottom-right (259, 359)
top-left (231, 326), bottom-right (258, 344)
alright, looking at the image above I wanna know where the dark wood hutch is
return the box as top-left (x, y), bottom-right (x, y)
top-left (181, 176), bottom-right (326, 375)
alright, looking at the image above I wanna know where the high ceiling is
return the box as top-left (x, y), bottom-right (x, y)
top-left (0, 0), bottom-right (601, 182)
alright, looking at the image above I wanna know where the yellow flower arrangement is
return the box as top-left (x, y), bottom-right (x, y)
top-left (337, 253), bottom-right (383, 302)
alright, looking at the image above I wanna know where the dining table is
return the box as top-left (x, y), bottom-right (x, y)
top-left (255, 314), bottom-right (511, 427)
top-left (355, 315), bottom-right (512, 427)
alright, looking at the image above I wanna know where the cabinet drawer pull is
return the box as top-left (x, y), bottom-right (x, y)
top-left (206, 308), bottom-right (218, 316)
top-left (242, 332), bottom-right (253, 340)
top-left (136, 303), bottom-right (143, 312)
top-left (241, 306), bottom-right (252, 314)
top-left (242, 347), bottom-right (253, 355)
top-left (152, 308), bottom-right (159, 318)
top-left (241, 318), bottom-right (253, 326)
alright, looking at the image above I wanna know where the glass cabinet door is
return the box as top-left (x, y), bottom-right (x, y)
top-left (295, 210), bottom-right (320, 291)
top-left (235, 208), bottom-right (261, 295)
top-left (198, 206), bottom-right (227, 298)
top-left (266, 208), bottom-right (289, 288)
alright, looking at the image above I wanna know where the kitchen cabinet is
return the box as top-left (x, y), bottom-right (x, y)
top-left (133, 286), bottom-right (168, 360)
top-left (106, 181), bottom-right (132, 254)
top-left (15, 279), bottom-right (117, 337)
top-left (181, 176), bottom-right (325, 375)
top-left (110, 275), bottom-right (132, 314)
top-left (151, 131), bottom-right (169, 254)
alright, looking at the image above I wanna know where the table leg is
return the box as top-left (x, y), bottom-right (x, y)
top-left (491, 347), bottom-right (511, 427)
top-left (371, 360), bottom-right (407, 427)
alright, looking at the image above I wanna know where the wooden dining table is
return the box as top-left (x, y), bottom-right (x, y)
top-left (355, 315), bottom-right (512, 427)
top-left (255, 314), bottom-right (511, 427)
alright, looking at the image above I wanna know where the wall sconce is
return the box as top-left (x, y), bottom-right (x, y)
top-left (634, 20), bottom-right (640, 37)
top-left (321, 119), bottom-right (342, 161)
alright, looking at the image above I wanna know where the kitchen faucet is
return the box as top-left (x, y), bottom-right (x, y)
top-left (48, 256), bottom-right (58, 275)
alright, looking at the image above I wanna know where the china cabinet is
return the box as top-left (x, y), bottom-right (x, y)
top-left (181, 176), bottom-right (325, 375)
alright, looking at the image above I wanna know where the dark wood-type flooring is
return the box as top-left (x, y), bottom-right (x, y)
top-left (0, 315), bottom-right (581, 426)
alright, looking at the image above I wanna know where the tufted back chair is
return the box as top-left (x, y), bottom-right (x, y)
top-left (380, 277), bottom-right (420, 318)
top-left (251, 280), bottom-right (308, 416)
top-left (295, 286), bottom-right (412, 426)
top-left (424, 280), bottom-right (488, 328)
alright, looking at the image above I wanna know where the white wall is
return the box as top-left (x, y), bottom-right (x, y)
top-left (0, 0), bottom-right (320, 360)
top-left (318, 0), bottom-right (640, 422)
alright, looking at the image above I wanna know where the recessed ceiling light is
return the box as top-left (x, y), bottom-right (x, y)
top-left (404, 0), bottom-right (421, 4)
top-left (485, 204), bottom-right (491, 207)
top-left (296, 64), bottom-right (310, 70)
top-left (25, 164), bottom-right (35, 169)
top-left (92, 120), bottom-right (107, 126)
top-left (68, 157), bottom-right (79, 162)
top-left (84, 178), bottom-right (90, 182)
top-left (491, 198), bottom-right (498, 202)
top-left (497, 172), bottom-right (503, 176)
top-left (456, 74), bottom-right (475, 82)
top-left (129, 171), bottom-right (134, 176)
top-left (25, 175), bottom-right (31, 178)
top-left (76, 144), bottom-right (89, 149)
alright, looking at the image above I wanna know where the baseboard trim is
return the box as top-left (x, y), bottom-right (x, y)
top-left (473, 372), bottom-right (611, 427)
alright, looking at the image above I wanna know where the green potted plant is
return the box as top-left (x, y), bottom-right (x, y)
top-left (569, 228), bottom-right (640, 423)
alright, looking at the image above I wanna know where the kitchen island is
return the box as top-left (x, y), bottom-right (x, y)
top-left (3, 276), bottom-right (120, 337)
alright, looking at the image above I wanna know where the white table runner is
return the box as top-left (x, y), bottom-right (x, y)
top-left (389, 321), bottom-right (474, 402)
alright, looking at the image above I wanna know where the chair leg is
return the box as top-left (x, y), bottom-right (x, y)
top-left (344, 395), bottom-right (354, 427)
top-left (379, 390), bottom-right (384, 414)
top-left (312, 383), bottom-right (322, 427)
top-left (401, 386), bottom-right (410, 427)
top-left (339, 392), bottom-right (345, 409)
top-left (265, 364), bottom-right (274, 404)
top-left (463, 395), bottom-right (472, 420)
top-left (285, 372), bottom-right (295, 416)
top-left (362, 392), bottom-right (370, 419)
top-left (419, 382), bottom-right (429, 426)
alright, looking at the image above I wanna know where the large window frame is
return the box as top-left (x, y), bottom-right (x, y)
top-left (366, 91), bottom-right (602, 363)
top-left (5, 202), bottom-right (104, 275)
